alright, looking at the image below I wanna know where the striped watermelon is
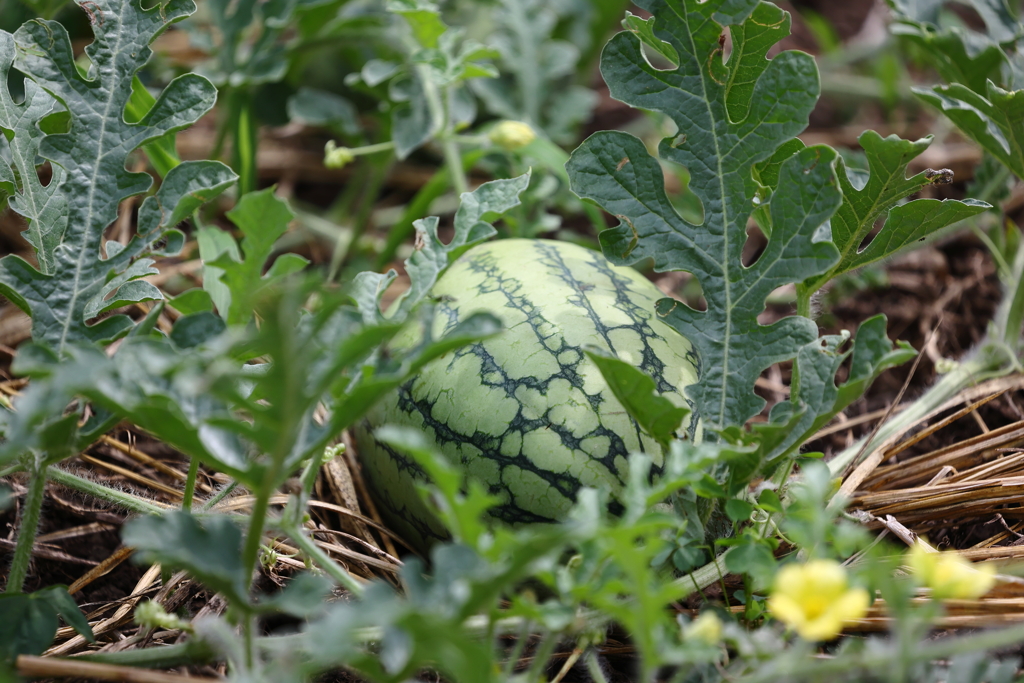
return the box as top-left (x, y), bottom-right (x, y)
top-left (355, 239), bottom-right (700, 548)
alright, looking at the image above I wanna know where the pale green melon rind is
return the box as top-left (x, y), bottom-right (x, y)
top-left (355, 239), bottom-right (701, 549)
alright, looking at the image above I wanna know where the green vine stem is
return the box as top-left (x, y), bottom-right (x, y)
top-left (827, 339), bottom-right (1022, 481)
top-left (181, 457), bottom-right (200, 510)
top-left (46, 467), bottom-right (169, 515)
top-left (201, 480), bottom-right (240, 511)
top-left (276, 519), bottom-right (365, 596)
top-left (827, 228), bottom-right (1024, 482)
top-left (5, 457), bottom-right (46, 593)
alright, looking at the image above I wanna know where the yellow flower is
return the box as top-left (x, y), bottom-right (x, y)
top-left (488, 120), bottom-right (536, 151)
top-left (907, 540), bottom-right (996, 600)
top-left (685, 611), bottom-right (723, 645)
top-left (768, 559), bottom-right (870, 641)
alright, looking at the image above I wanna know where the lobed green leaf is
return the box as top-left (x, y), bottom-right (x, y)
top-left (568, 0), bottom-right (843, 432)
top-left (797, 130), bottom-right (990, 306)
top-left (123, 512), bottom-right (251, 609)
top-left (0, 0), bottom-right (233, 351)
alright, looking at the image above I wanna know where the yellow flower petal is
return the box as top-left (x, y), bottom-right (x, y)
top-left (769, 560), bottom-right (870, 641)
top-left (908, 541), bottom-right (997, 600)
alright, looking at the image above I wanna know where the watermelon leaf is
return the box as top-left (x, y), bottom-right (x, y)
top-left (0, 1), bottom-right (232, 351)
top-left (567, 0), bottom-right (842, 432)
top-left (889, 0), bottom-right (1019, 95)
top-left (0, 587), bottom-right (93, 663)
top-left (351, 1), bottom-right (498, 159)
top-left (585, 347), bottom-right (689, 450)
top-left (205, 188), bottom-right (309, 326)
top-left (122, 512), bottom-right (251, 610)
top-left (194, 0), bottom-right (293, 88)
top-left (753, 315), bottom-right (916, 466)
top-left (0, 31), bottom-right (66, 277)
top-left (890, 1), bottom-right (1024, 180)
top-left (914, 82), bottom-right (1024, 181)
top-left (470, 0), bottom-right (598, 144)
top-left (376, 425), bottom-right (501, 548)
top-left (353, 172), bottom-right (530, 325)
top-left (795, 131), bottom-right (990, 312)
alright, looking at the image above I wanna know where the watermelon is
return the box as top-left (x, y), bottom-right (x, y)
top-left (354, 239), bottom-right (700, 548)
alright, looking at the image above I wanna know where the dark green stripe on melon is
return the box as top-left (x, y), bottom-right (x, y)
top-left (355, 239), bottom-right (700, 549)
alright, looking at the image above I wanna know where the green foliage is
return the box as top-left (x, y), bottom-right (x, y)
top-left (124, 513), bottom-right (250, 608)
top-left (568, 0), bottom-right (915, 452)
top-left (0, 586), bottom-right (93, 663)
top-left (1, 1), bottom-right (1018, 680)
top-left (568, 0), bottom-right (843, 432)
top-left (470, 0), bottom-right (598, 144)
top-left (356, 173), bottom-right (531, 323)
top-left (891, 0), bottom-right (1024, 180)
top-left (0, 32), bottom-right (66, 276)
top-left (0, 0), bottom-right (234, 351)
top-left (795, 131), bottom-right (989, 310)
top-left (201, 188), bottom-right (309, 326)
top-left (890, 0), bottom-right (1019, 93)
top-left (585, 348), bottom-right (689, 451)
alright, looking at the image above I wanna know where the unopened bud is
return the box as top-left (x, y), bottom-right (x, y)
top-left (685, 612), bottom-right (723, 645)
top-left (489, 120), bottom-right (536, 151)
top-left (135, 601), bottom-right (191, 632)
top-left (324, 140), bottom-right (355, 169)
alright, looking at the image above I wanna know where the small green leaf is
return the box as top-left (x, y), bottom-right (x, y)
top-left (206, 188), bottom-right (308, 325)
top-left (33, 586), bottom-right (93, 643)
top-left (170, 312), bottom-right (227, 349)
top-left (197, 0), bottom-right (292, 87)
top-left (470, 0), bottom-right (598, 142)
top-left (0, 594), bottom-right (58, 661)
top-left (723, 533), bottom-right (775, 585)
top-left (123, 512), bottom-right (251, 610)
top-left (169, 289), bottom-right (215, 316)
top-left (376, 425), bottom-right (500, 547)
top-left (389, 0), bottom-right (446, 49)
top-left (692, 474), bottom-right (726, 500)
top-left (354, 173), bottom-right (530, 324)
top-left (755, 315), bottom-right (916, 465)
top-left (0, 586), bottom-right (93, 663)
top-left (724, 498), bottom-right (754, 523)
top-left (585, 347), bottom-right (689, 449)
top-left (758, 488), bottom-right (783, 512)
top-left (914, 82), bottom-right (1024, 181)
top-left (287, 87), bottom-right (360, 136)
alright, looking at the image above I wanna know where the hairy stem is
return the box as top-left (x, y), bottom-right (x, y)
top-left (46, 467), bottom-right (169, 516)
top-left (202, 480), bottom-right (240, 511)
top-left (6, 459), bottom-right (46, 593)
top-left (181, 457), bottom-right (200, 511)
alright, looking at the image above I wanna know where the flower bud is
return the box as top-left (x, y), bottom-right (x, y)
top-left (135, 600), bottom-right (191, 632)
top-left (324, 140), bottom-right (355, 169)
top-left (685, 611), bottom-right (723, 645)
top-left (489, 120), bottom-right (536, 151)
